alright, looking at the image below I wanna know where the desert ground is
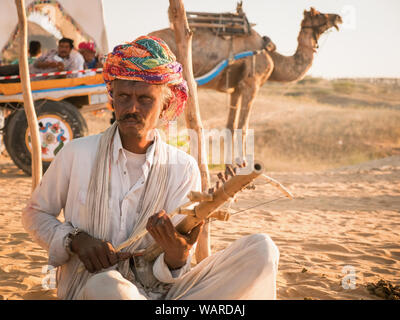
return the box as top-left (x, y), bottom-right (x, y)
top-left (0, 78), bottom-right (399, 299)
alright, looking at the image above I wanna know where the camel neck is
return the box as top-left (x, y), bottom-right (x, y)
top-left (295, 27), bottom-right (317, 61)
top-left (268, 27), bottom-right (317, 83)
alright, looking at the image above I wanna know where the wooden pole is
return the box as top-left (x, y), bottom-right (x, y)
top-left (15, 0), bottom-right (42, 190)
top-left (168, 0), bottom-right (211, 262)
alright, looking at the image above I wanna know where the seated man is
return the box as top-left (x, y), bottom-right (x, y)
top-left (78, 41), bottom-right (103, 69)
top-left (22, 36), bottom-right (279, 300)
top-left (32, 37), bottom-right (84, 79)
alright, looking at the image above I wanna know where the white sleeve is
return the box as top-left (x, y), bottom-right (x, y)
top-left (152, 251), bottom-right (194, 284)
top-left (152, 155), bottom-right (202, 283)
top-left (66, 51), bottom-right (85, 78)
top-left (21, 143), bottom-right (75, 267)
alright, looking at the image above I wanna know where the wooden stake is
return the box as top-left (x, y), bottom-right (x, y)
top-left (15, 0), bottom-right (42, 190)
top-left (168, 0), bottom-right (211, 263)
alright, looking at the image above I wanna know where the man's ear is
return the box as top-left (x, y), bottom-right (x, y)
top-left (159, 101), bottom-right (169, 119)
top-left (159, 107), bottom-right (166, 119)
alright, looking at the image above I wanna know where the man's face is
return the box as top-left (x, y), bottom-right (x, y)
top-left (112, 80), bottom-right (166, 139)
top-left (58, 42), bottom-right (72, 58)
top-left (79, 49), bottom-right (95, 63)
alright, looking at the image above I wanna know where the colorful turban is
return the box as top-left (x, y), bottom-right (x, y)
top-left (78, 41), bottom-right (96, 53)
top-left (103, 36), bottom-right (188, 120)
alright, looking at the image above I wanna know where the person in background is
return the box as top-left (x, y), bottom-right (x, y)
top-left (11, 40), bottom-right (42, 65)
top-left (78, 41), bottom-right (103, 69)
top-left (32, 37), bottom-right (84, 79)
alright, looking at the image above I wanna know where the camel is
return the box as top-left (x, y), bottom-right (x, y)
top-left (149, 6), bottom-right (342, 163)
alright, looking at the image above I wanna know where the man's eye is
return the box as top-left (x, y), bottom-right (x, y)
top-left (118, 94), bottom-right (129, 98)
top-left (139, 96), bottom-right (152, 102)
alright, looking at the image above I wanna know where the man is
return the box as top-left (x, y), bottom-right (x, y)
top-left (78, 41), bottom-right (103, 69)
top-left (32, 37), bottom-right (84, 79)
top-left (22, 36), bottom-right (279, 300)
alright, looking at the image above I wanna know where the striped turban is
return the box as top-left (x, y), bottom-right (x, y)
top-left (78, 41), bottom-right (96, 53)
top-left (103, 36), bottom-right (188, 121)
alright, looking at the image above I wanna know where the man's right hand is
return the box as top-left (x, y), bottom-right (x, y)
top-left (51, 61), bottom-right (64, 71)
top-left (55, 62), bottom-right (64, 71)
top-left (70, 232), bottom-right (131, 273)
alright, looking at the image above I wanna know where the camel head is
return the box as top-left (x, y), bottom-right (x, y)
top-left (301, 7), bottom-right (342, 40)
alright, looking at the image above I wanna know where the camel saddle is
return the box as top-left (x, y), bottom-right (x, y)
top-left (186, 9), bottom-right (252, 37)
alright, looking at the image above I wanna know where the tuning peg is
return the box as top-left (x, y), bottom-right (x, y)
top-left (225, 165), bottom-right (236, 177)
top-left (234, 158), bottom-right (247, 168)
top-left (217, 172), bottom-right (226, 183)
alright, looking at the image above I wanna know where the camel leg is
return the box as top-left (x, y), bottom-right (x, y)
top-left (237, 79), bottom-right (259, 162)
top-left (226, 88), bottom-right (242, 166)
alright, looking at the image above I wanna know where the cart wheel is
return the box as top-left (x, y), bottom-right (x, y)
top-left (4, 99), bottom-right (88, 176)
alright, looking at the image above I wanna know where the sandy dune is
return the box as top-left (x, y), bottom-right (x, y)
top-left (0, 149), bottom-right (398, 300)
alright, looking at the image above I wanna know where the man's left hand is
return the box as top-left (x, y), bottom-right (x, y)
top-left (146, 210), bottom-right (204, 270)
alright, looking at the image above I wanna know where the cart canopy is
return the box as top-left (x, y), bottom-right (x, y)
top-left (0, 0), bottom-right (109, 62)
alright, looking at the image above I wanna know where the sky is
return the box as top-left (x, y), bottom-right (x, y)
top-left (102, 0), bottom-right (400, 79)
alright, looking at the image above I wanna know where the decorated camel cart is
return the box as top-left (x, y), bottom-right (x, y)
top-left (0, 0), bottom-right (109, 175)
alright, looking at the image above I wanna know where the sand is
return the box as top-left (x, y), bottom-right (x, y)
top-left (0, 106), bottom-right (399, 300)
top-left (0, 147), bottom-right (399, 300)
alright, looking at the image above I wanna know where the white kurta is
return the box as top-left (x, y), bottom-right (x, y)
top-left (22, 127), bottom-right (280, 300)
top-left (22, 128), bottom-right (201, 299)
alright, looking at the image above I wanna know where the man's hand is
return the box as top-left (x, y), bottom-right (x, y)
top-left (34, 61), bottom-right (64, 71)
top-left (70, 232), bottom-right (131, 273)
top-left (55, 62), bottom-right (64, 71)
top-left (146, 210), bottom-right (204, 270)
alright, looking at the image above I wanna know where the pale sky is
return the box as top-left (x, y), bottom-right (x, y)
top-left (102, 0), bottom-right (400, 78)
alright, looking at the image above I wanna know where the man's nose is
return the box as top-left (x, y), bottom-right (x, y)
top-left (126, 98), bottom-right (140, 113)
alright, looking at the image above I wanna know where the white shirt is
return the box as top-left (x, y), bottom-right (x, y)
top-left (123, 148), bottom-right (146, 189)
top-left (22, 127), bottom-right (201, 299)
top-left (32, 49), bottom-right (85, 78)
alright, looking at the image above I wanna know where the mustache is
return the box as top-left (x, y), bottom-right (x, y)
top-left (117, 113), bottom-right (144, 123)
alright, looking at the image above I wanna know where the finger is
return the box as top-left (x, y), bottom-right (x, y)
top-left (156, 210), bottom-right (167, 222)
top-left (154, 215), bottom-right (171, 242)
top-left (96, 244), bottom-right (111, 269)
top-left (187, 221), bottom-right (204, 245)
top-left (146, 215), bottom-right (154, 232)
top-left (216, 181), bottom-right (220, 189)
top-left (161, 214), bottom-right (178, 240)
top-left (153, 214), bottom-right (179, 249)
top-left (117, 251), bottom-right (132, 261)
top-left (147, 213), bottom-right (160, 232)
top-left (104, 242), bottom-right (118, 265)
top-left (148, 215), bottom-right (163, 242)
top-left (88, 251), bottom-right (103, 272)
top-left (79, 253), bottom-right (95, 273)
top-left (147, 210), bottom-right (165, 230)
